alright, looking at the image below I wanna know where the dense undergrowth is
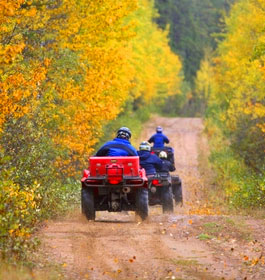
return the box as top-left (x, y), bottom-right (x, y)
top-left (204, 119), bottom-right (265, 211)
top-left (0, 165), bottom-right (79, 261)
top-left (0, 261), bottom-right (63, 280)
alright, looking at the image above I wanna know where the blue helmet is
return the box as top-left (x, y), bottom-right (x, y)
top-left (117, 127), bottom-right (131, 140)
top-left (156, 126), bottom-right (163, 133)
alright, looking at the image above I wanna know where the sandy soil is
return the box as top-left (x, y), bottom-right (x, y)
top-left (38, 117), bottom-right (265, 280)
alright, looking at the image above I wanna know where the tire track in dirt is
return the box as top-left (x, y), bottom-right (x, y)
top-left (38, 117), bottom-right (263, 280)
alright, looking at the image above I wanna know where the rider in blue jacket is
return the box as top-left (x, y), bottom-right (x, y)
top-left (96, 127), bottom-right (138, 156)
top-left (148, 126), bottom-right (169, 148)
top-left (137, 141), bottom-right (162, 175)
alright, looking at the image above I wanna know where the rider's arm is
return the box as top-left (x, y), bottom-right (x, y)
top-left (96, 142), bottom-right (137, 156)
top-left (95, 144), bottom-right (109, 156)
top-left (154, 156), bottom-right (163, 170)
top-left (148, 135), bottom-right (155, 143)
top-left (163, 135), bottom-right (169, 144)
top-left (169, 162), bottom-right (176, 172)
top-left (129, 145), bottom-right (138, 156)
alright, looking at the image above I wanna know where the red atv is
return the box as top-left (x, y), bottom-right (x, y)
top-left (81, 156), bottom-right (149, 221)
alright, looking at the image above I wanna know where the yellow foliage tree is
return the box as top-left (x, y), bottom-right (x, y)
top-left (0, 0), bottom-right (183, 259)
top-left (0, 0), bottom-right (182, 174)
top-left (128, 0), bottom-right (182, 103)
top-left (195, 0), bottom-right (265, 170)
top-left (0, 0), bottom-right (49, 132)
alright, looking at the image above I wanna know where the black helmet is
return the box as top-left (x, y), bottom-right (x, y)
top-left (139, 141), bottom-right (151, 151)
top-left (117, 127), bottom-right (131, 140)
top-left (156, 126), bottom-right (163, 133)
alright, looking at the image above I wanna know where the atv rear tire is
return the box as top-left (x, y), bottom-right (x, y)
top-left (172, 176), bottom-right (183, 206)
top-left (161, 186), bottom-right (174, 213)
top-left (136, 188), bottom-right (148, 221)
top-left (174, 182), bottom-right (183, 206)
top-left (81, 188), bottom-right (95, 220)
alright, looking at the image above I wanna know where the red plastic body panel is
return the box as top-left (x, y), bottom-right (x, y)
top-left (89, 156), bottom-right (140, 177)
top-left (81, 169), bottom-right (90, 182)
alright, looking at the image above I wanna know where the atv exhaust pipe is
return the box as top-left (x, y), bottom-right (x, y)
top-left (150, 186), bottom-right (156, 193)
top-left (122, 187), bottom-right (131, 193)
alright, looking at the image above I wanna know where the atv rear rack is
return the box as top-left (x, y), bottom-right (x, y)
top-left (83, 176), bottom-right (146, 188)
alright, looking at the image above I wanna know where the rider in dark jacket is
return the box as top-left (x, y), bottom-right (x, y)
top-left (148, 126), bottom-right (169, 148)
top-left (96, 127), bottom-right (138, 156)
top-left (137, 141), bottom-right (162, 175)
top-left (156, 151), bottom-right (175, 173)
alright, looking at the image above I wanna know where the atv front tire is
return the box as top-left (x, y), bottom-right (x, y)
top-left (136, 188), bottom-right (148, 221)
top-left (81, 188), bottom-right (95, 220)
top-left (161, 186), bottom-right (174, 213)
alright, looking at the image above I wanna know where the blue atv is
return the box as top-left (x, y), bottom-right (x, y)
top-left (151, 147), bottom-right (183, 206)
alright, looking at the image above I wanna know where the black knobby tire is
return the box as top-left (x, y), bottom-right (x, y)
top-left (161, 185), bottom-right (174, 213)
top-left (174, 182), bottom-right (183, 206)
top-left (136, 188), bottom-right (148, 221)
top-left (81, 188), bottom-right (95, 220)
top-left (171, 176), bottom-right (183, 206)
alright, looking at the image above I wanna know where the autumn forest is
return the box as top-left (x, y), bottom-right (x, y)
top-left (0, 0), bottom-right (264, 270)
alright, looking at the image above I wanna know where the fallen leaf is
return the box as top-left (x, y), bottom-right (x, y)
top-left (251, 258), bottom-right (259, 266)
top-left (188, 220), bottom-right (193, 225)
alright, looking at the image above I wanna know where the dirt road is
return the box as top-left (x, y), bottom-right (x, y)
top-left (39, 117), bottom-right (265, 280)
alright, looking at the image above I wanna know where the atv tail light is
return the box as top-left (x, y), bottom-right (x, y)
top-left (107, 164), bottom-right (123, 185)
top-left (152, 179), bottom-right (160, 185)
top-left (85, 179), bottom-right (98, 183)
top-left (108, 178), bottom-right (122, 185)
